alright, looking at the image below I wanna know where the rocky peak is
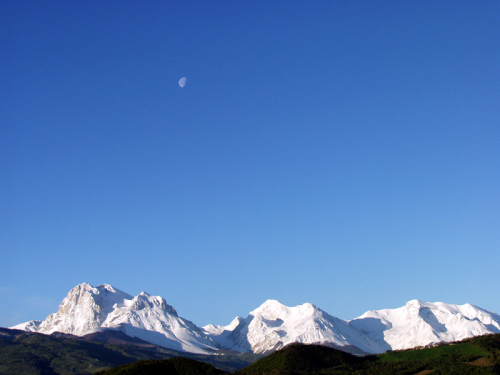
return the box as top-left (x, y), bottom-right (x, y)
top-left (130, 292), bottom-right (178, 316)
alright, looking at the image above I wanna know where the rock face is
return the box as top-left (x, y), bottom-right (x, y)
top-left (15, 283), bottom-right (219, 354)
top-left (11, 284), bottom-right (500, 355)
top-left (38, 283), bottom-right (132, 336)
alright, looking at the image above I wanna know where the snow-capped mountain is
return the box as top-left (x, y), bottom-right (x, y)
top-left (38, 283), bottom-right (133, 336)
top-left (205, 299), bottom-right (500, 354)
top-left (11, 319), bottom-right (42, 332)
top-left (11, 283), bottom-right (500, 355)
top-left (203, 299), bottom-right (385, 354)
top-left (350, 299), bottom-right (500, 351)
top-left (12, 283), bottom-right (219, 354)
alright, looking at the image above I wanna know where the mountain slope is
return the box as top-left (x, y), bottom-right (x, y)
top-left (10, 283), bottom-right (500, 355)
top-left (235, 335), bottom-right (500, 375)
top-left (14, 283), bottom-right (220, 354)
top-left (10, 320), bottom-right (42, 332)
top-left (0, 327), bottom-right (259, 374)
top-left (349, 299), bottom-right (500, 351)
top-left (100, 291), bottom-right (218, 353)
top-left (206, 299), bottom-right (500, 354)
top-left (3, 327), bottom-right (499, 374)
top-left (204, 299), bottom-right (385, 354)
top-left (37, 283), bottom-right (133, 336)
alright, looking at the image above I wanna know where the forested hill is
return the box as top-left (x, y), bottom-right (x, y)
top-left (234, 334), bottom-right (500, 375)
top-left (2, 327), bottom-right (500, 374)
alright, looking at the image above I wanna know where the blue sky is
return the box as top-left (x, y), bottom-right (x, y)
top-left (1, 1), bottom-right (499, 328)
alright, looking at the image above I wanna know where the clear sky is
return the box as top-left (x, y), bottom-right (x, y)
top-left (1, 1), bottom-right (499, 329)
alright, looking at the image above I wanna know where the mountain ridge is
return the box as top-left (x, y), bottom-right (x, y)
top-left (11, 283), bottom-right (500, 355)
top-left (12, 282), bottom-right (220, 354)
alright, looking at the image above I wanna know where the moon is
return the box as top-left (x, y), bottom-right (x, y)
top-left (179, 77), bottom-right (186, 88)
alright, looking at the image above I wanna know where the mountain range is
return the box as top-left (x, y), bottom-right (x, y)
top-left (11, 283), bottom-right (500, 355)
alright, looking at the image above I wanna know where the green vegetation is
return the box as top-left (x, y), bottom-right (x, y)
top-left (234, 343), bottom-right (371, 374)
top-left (379, 343), bottom-right (490, 362)
top-left (235, 334), bottom-right (500, 375)
top-left (0, 332), bottom-right (136, 375)
top-left (94, 357), bottom-right (227, 375)
top-left (2, 328), bottom-right (500, 374)
top-left (0, 329), bottom-right (258, 374)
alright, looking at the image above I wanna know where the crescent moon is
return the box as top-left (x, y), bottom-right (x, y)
top-left (179, 77), bottom-right (186, 88)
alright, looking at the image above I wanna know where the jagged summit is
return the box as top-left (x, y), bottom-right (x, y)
top-left (127, 292), bottom-right (178, 316)
top-left (35, 282), bottom-right (133, 336)
top-left (12, 283), bottom-right (218, 354)
top-left (10, 284), bottom-right (500, 355)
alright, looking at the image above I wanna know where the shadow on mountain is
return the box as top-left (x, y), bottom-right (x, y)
top-left (226, 316), bottom-right (253, 352)
top-left (419, 307), bottom-right (447, 333)
top-left (349, 317), bottom-right (392, 352)
top-left (84, 329), bottom-right (162, 346)
top-left (484, 324), bottom-right (500, 334)
top-left (261, 317), bottom-right (284, 328)
top-left (116, 324), bottom-right (190, 352)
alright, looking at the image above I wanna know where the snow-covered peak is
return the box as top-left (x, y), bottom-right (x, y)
top-left (202, 324), bottom-right (225, 336)
top-left (13, 283), bottom-right (219, 354)
top-left (203, 316), bottom-right (245, 336)
top-left (405, 299), bottom-right (424, 309)
top-left (96, 284), bottom-right (122, 294)
top-left (228, 316), bottom-right (245, 330)
top-left (250, 300), bottom-right (319, 321)
top-left (128, 292), bottom-right (178, 316)
top-left (34, 282), bottom-right (133, 336)
top-left (250, 299), bottom-right (290, 320)
top-left (207, 299), bottom-right (383, 354)
top-left (10, 286), bottom-right (500, 356)
top-left (350, 300), bottom-right (500, 351)
top-left (406, 299), bottom-right (424, 305)
top-left (10, 320), bottom-right (42, 332)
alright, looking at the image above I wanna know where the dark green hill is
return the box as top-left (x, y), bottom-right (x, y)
top-left (94, 357), bottom-right (227, 375)
top-left (235, 334), bottom-right (500, 375)
top-left (0, 328), bottom-right (258, 374)
top-left (234, 343), bottom-right (370, 374)
top-left (2, 327), bottom-right (500, 375)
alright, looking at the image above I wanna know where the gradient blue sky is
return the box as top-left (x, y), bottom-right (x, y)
top-left (1, 1), bottom-right (499, 328)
